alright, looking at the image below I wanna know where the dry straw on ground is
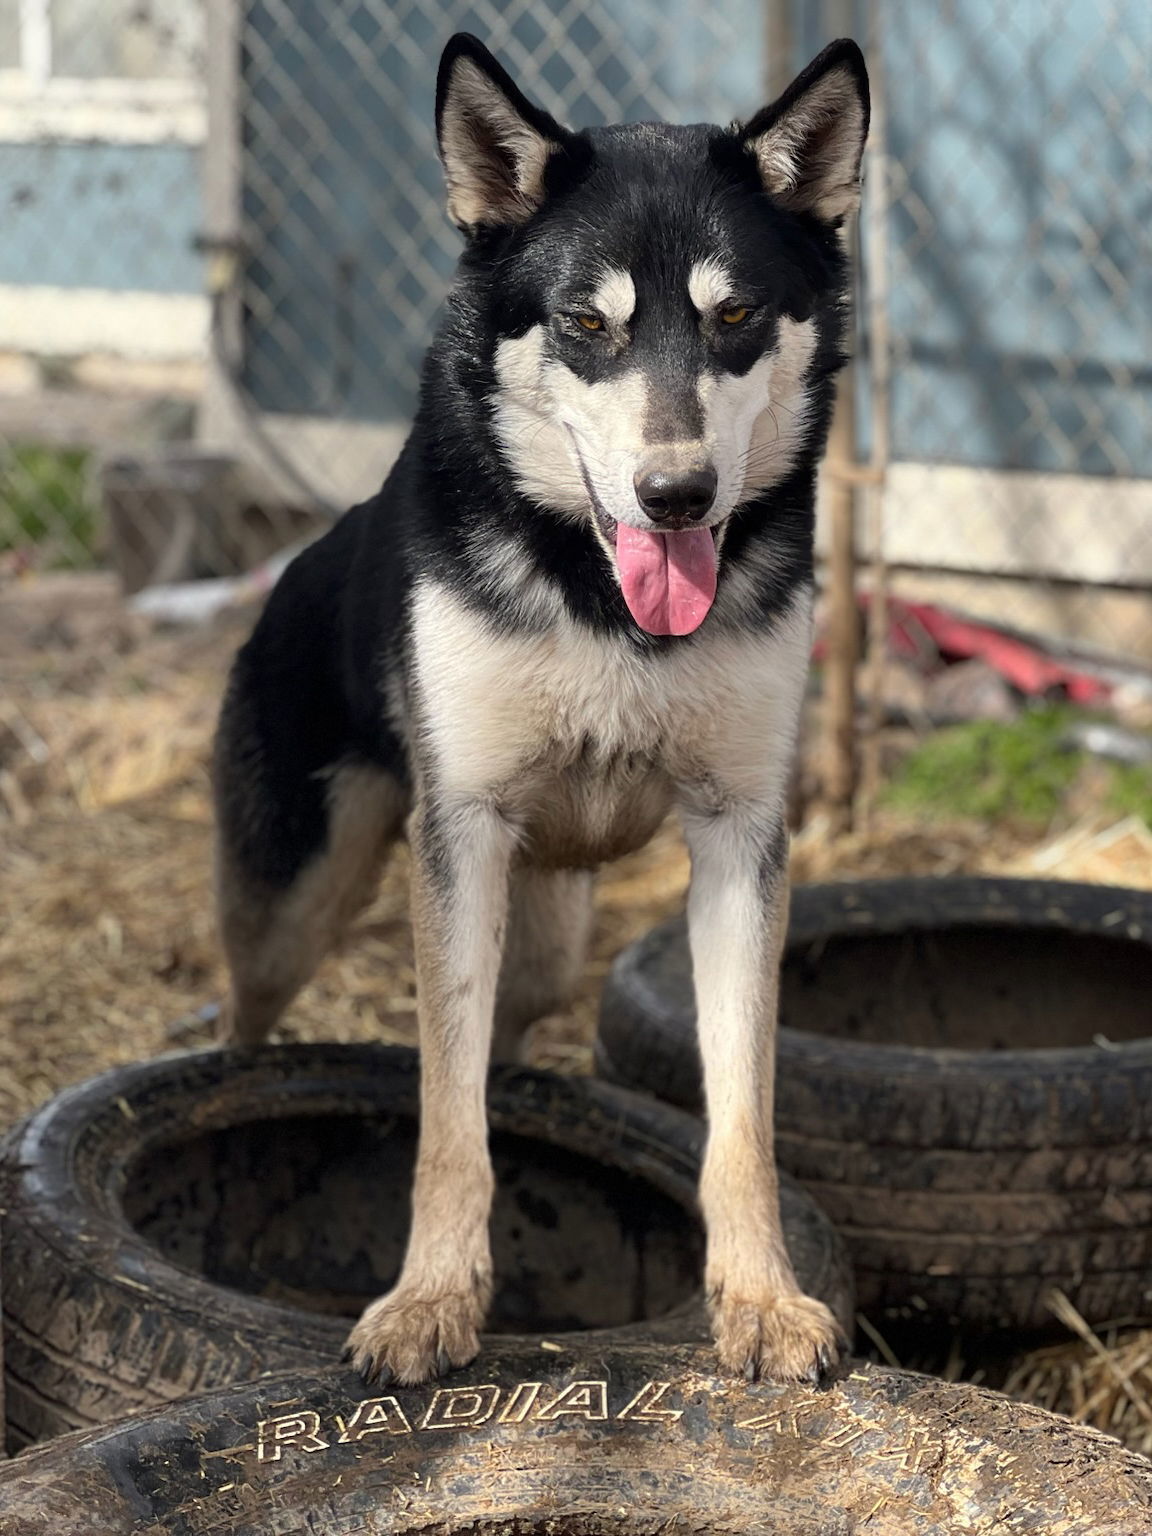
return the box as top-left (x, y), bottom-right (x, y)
top-left (3, 570), bottom-right (1152, 1452)
top-left (1002, 1292), bottom-right (1152, 1458)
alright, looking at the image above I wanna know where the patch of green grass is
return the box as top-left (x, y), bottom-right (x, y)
top-left (1108, 760), bottom-right (1152, 826)
top-left (887, 705), bottom-right (1152, 829)
top-left (0, 444), bottom-right (97, 564)
top-left (885, 707), bottom-right (1083, 825)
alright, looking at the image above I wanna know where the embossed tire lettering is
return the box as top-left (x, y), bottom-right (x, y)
top-left (0, 1342), bottom-right (1148, 1533)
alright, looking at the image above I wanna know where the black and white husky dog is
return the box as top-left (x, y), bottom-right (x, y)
top-left (213, 33), bottom-right (869, 1387)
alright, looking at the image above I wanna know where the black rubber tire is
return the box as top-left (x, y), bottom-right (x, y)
top-left (0, 1042), bottom-right (852, 1450)
top-left (596, 877), bottom-right (1152, 1333)
top-left (1, 1341), bottom-right (1150, 1535)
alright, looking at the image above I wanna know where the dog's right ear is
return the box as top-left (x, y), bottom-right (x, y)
top-left (436, 35), bottom-right (569, 234)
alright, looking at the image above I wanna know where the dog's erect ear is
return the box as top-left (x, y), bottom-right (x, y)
top-left (436, 34), bottom-right (568, 233)
top-left (740, 39), bottom-right (870, 224)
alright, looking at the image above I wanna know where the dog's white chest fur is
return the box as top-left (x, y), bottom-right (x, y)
top-left (410, 579), bottom-right (812, 862)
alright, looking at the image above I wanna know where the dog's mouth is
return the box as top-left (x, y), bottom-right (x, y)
top-left (570, 433), bottom-right (722, 638)
top-left (592, 503), bottom-right (723, 550)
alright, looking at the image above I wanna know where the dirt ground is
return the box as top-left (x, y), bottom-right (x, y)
top-left (4, 570), bottom-right (1152, 1452)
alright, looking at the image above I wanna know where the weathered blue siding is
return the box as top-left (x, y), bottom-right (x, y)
top-left (0, 141), bottom-right (203, 293)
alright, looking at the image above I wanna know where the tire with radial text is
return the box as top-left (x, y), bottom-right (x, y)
top-left (0, 1341), bottom-right (1149, 1534)
top-left (0, 1041), bottom-right (852, 1449)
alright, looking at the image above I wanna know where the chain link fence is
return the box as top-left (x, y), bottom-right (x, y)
top-left (850, 0), bottom-right (1152, 675)
top-left (199, 0), bottom-right (767, 509)
top-left (1, 0), bottom-right (1150, 826)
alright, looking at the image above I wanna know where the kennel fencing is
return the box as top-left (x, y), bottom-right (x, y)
top-left (1, 0), bottom-right (1150, 696)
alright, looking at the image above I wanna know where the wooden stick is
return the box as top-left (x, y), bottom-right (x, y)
top-left (858, 17), bottom-right (893, 828)
top-left (821, 373), bottom-right (860, 834)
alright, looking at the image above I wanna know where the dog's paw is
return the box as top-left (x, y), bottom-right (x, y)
top-left (343, 1286), bottom-right (486, 1387)
top-left (709, 1288), bottom-right (844, 1385)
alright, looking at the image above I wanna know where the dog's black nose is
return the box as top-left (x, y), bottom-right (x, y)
top-left (634, 465), bottom-right (718, 525)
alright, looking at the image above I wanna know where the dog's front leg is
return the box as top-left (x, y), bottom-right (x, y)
top-left (345, 793), bottom-right (515, 1385)
top-left (682, 797), bottom-right (844, 1383)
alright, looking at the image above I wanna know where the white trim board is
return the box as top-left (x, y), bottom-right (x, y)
top-left (817, 461), bottom-right (1152, 588)
top-left (17, 0), bottom-right (51, 88)
top-left (0, 285), bottom-right (208, 359)
top-left (0, 74), bottom-right (206, 143)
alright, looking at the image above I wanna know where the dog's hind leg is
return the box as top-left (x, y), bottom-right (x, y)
top-left (491, 867), bottom-right (595, 1062)
top-left (345, 791), bottom-right (516, 1385)
top-left (216, 762), bottom-right (405, 1046)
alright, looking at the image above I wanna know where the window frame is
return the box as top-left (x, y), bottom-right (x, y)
top-left (0, 0), bottom-right (205, 144)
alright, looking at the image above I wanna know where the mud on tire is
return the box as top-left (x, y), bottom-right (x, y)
top-left (1, 1340), bottom-right (1150, 1534)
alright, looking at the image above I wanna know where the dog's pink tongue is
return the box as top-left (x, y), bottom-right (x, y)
top-left (616, 525), bottom-right (718, 636)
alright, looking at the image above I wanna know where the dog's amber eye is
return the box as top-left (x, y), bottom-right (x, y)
top-left (720, 306), bottom-right (750, 325)
top-left (576, 314), bottom-right (604, 331)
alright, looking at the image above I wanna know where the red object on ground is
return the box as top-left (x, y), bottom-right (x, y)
top-left (812, 593), bottom-right (1112, 706)
top-left (885, 599), bottom-right (1111, 705)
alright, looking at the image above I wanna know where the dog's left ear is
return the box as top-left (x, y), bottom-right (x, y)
top-left (436, 34), bottom-right (570, 233)
top-left (740, 39), bottom-right (870, 225)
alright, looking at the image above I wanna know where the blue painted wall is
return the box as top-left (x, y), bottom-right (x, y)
top-left (0, 142), bottom-right (203, 293)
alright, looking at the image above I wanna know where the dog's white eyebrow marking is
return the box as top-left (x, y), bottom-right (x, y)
top-left (590, 267), bottom-right (636, 328)
top-left (688, 257), bottom-right (733, 313)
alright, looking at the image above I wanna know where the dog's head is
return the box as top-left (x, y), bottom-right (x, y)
top-left (436, 35), bottom-right (869, 636)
